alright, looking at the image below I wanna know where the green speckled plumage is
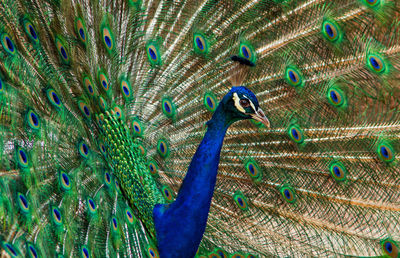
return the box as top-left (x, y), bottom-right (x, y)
top-left (99, 111), bottom-right (165, 237)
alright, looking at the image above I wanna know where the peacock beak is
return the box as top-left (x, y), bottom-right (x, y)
top-left (250, 108), bottom-right (270, 128)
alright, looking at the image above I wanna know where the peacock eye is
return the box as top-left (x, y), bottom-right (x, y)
top-left (239, 99), bottom-right (250, 108)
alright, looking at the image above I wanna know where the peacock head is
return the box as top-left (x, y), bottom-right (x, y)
top-left (218, 86), bottom-right (270, 127)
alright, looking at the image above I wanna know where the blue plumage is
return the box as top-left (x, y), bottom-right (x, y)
top-left (154, 87), bottom-right (267, 257)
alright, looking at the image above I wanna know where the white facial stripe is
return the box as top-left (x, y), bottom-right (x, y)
top-left (233, 93), bottom-right (246, 113)
top-left (243, 95), bottom-right (257, 113)
top-left (246, 96), bottom-right (257, 113)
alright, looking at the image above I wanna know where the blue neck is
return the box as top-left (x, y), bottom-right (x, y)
top-left (153, 104), bottom-right (230, 258)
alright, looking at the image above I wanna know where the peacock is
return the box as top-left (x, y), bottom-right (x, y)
top-left (0, 0), bottom-right (400, 257)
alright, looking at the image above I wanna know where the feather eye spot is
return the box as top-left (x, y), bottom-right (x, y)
top-left (79, 28), bottom-right (85, 40)
top-left (82, 143), bottom-right (88, 154)
top-left (196, 37), bottom-right (204, 50)
top-left (378, 143), bottom-right (394, 162)
top-left (382, 239), bottom-right (398, 258)
top-left (367, 54), bottom-right (386, 73)
top-left (60, 172), bottom-right (71, 190)
top-left (325, 24), bottom-right (334, 37)
top-left (24, 20), bottom-right (39, 43)
top-left (99, 97), bottom-right (107, 111)
top-left (112, 217), bottom-right (118, 230)
top-left (27, 110), bottom-right (40, 130)
top-left (104, 171), bottom-right (112, 186)
top-left (20, 150), bottom-right (27, 163)
top-left (206, 96), bottom-right (214, 108)
top-left (120, 79), bottom-right (132, 98)
top-left (79, 101), bottom-right (91, 119)
top-left (193, 34), bottom-right (208, 54)
top-left (148, 48), bottom-right (156, 60)
top-left (204, 93), bottom-right (217, 112)
top-left (100, 143), bottom-right (106, 155)
top-left (157, 139), bottom-right (169, 158)
top-left (334, 167), bottom-right (340, 176)
top-left (285, 67), bottom-right (303, 87)
top-left (386, 242), bottom-right (393, 253)
top-left (146, 43), bottom-right (161, 65)
top-left (232, 255), bottom-right (245, 258)
top-left (241, 46), bottom-right (249, 59)
top-left (288, 125), bottom-right (304, 144)
top-left (281, 186), bottom-right (296, 203)
top-left (30, 111), bottom-right (38, 126)
top-left (84, 106), bottom-right (89, 116)
top-left (113, 106), bottom-right (123, 120)
top-left (82, 246), bottom-right (90, 258)
top-left (19, 150), bottom-right (27, 163)
top-left (284, 189), bottom-right (291, 199)
top-left (52, 92), bottom-right (60, 105)
top-left (4, 243), bottom-right (18, 257)
top-left (215, 250), bottom-right (228, 258)
top-left (162, 185), bottom-right (174, 202)
top-left (27, 244), bottom-right (38, 258)
top-left (322, 20), bottom-right (340, 42)
top-left (125, 208), bottom-right (134, 224)
top-left (234, 192), bottom-right (248, 211)
top-left (164, 102), bottom-right (171, 113)
top-left (115, 179), bottom-right (120, 191)
top-left (238, 42), bottom-right (256, 64)
top-left (75, 18), bottom-right (87, 43)
top-left (60, 46), bottom-right (67, 59)
top-left (148, 161), bottom-right (158, 175)
top-left (327, 87), bottom-right (345, 107)
top-left (363, 0), bottom-right (380, 7)
top-left (370, 56), bottom-right (382, 71)
top-left (29, 26), bottom-right (37, 39)
top-left (132, 120), bottom-right (142, 136)
top-left (89, 198), bottom-right (96, 210)
top-left (102, 27), bottom-right (114, 51)
top-left (330, 90), bottom-right (338, 103)
top-left (6, 37), bottom-right (13, 51)
top-left (78, 141), bottom-right (90, 158)
top-left (52, 207), bottom-right (62, 225)
top-left (99, 73), bottom-right (110, 91)
top-left (123, 85), bottom-right (129, 95)
top-left (161, 98), bottom-right (176, 118)
top-left (104, 36), bottom-right (111, 48)
top-left (46, 89), bottom-right (62, 108)
top-left (84, 77), bottom-right (95, 96)
top-left (17, 148), bottom-right (29, 167)
top-left (18, 192), bottom-right (29, 212)
top-left (147, 247), bottom-right (159, 258)
top-left (248, 164), bottom-right (255, 174)
top-left (245, 160), bottom-right (261, 180)
top-left (1, 34), bottom-right (16, 55)
top-left (55, 37), bottom-right (70, 64)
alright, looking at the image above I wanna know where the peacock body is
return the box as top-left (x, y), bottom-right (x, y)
top-left (0, 0), bottom-right (400, 257)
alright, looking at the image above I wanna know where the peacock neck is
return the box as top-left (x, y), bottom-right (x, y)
top-left (153, 104), bottom-right (230, 258)
top-left (176, 104), bottom-right (229, 205)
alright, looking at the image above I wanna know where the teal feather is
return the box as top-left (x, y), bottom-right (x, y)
top-left (0, 0), bottom-right (400, 257)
